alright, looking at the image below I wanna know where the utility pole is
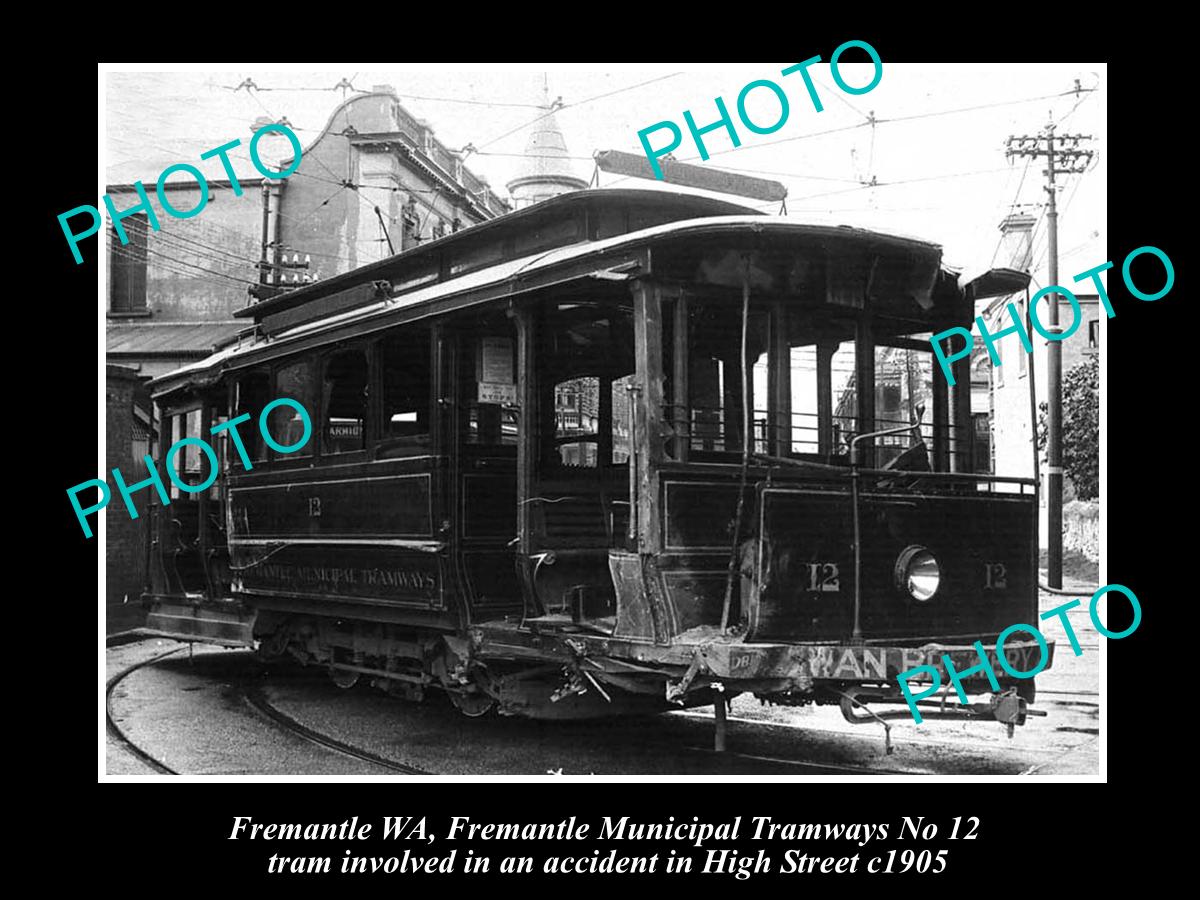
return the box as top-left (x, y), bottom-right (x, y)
top-left (1005, 119), bottom-right (1093, 589)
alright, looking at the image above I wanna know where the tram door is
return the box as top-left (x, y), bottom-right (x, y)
top-left (444, 314), bottom-right (524, 621)
top-left (150, 392), bottom-right (231, 600)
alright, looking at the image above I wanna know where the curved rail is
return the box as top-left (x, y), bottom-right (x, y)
top-left (106, 645), bottom-right (185, 775)
top-left (239, 684), bottom-right (430, 775)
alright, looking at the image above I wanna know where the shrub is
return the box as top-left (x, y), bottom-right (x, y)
top-left (1037, 355), bottom-right (1099, 500)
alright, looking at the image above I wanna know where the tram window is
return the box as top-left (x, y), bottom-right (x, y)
top-left (184, 409), bottom-right (203, 474)
top-left (267, 360), bottom-right (315, 459)
top-left (686, 303), bottom-right (769, 453)
top-left (209, 410), bottom-right (226, 500)
top-left (322, 349), bottom-right (368, 454)
top-left (234, 370), bottom-right (270, 463)
top-left (537, 300), bottom-right (635, 464)
top-left (168, 414), bottom-right (183, 500)
top-left (873, 339), bottom-right (935, 466)
top-left (555, 376), bottom-right (599, 467)
top-left (830, 340), bottom-right (856, 455)
top-left (789, 344), bottom-right (819, 454)
top-left (167, 408), bottom-right (213, 499)
top-left (467, 331), bottom-right (518, 447)
top-left (381, 329), bottom-right (432, 449)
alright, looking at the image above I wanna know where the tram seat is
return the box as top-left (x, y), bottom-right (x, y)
top-left (540, 494), bottom-right (608, 542)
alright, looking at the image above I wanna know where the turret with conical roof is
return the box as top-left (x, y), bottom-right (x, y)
top-left (506, 76), bottom-right (589, 209)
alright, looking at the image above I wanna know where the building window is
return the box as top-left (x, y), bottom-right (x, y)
top-left (1088, 319), bottom-right (1099, 349)
top-left (110, 213), bottom-right (148, 314)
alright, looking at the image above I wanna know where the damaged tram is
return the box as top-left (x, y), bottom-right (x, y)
top-left (143, 188), bottom-right (1049, 740)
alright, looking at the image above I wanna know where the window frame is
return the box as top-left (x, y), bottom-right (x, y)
top-left (375, 325), bottom-right (435, 458)
top-left (263, 356), bottom-right (318, 468)
top-left (317, 342), bottom-right (373, 463)
top-left (108, 212), bottom-right (150, 317)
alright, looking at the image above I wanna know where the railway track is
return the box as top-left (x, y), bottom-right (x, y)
top-left (106, 636), bottom-right (428, 774)
top-left (236, 677), bottom-right (904, 775)
top-left (238, 684), bottom-right (430, 775)
top-left (105, 644), bottom-right (185, 775)
top-left (106, 638), bottom-right (1095, 776)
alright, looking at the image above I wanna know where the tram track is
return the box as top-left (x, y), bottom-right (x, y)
top-left (236, 677), bottom-right (902, 775)
top-left (106, 644), bottom-right (185, 775)
top-left (238, 683), bottom-right (431, 775)
top-left (105, 638), bottom-right (1097, 776)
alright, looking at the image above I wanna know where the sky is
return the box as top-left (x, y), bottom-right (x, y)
top-left (103, 60), bottom-right (1106, 286)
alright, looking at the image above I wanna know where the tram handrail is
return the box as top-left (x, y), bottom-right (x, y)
top-left (745, 452), bottom-right (1036, 486)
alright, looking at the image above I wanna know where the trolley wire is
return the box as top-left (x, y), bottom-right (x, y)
top-left (476, 72), bottom-right (685, 150)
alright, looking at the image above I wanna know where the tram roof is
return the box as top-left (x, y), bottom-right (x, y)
top-left (235, 188), bottom-right (761, 326)
top-left (150, 192), bottom-right (1026, 398)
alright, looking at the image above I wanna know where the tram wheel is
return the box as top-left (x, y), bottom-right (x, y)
top-left (448, 690), bottom-right (496, 718)
top-left (329, 667), bottom-right (359, 689)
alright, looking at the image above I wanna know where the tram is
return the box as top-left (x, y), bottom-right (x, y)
top-left (142, 188), bottom-right (1048, 739)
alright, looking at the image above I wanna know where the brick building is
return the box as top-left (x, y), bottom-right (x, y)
top-left (105, 364), bottom-right (153, 627)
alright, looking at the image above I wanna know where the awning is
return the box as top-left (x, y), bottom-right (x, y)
top-left (107, 322), bottom-right (245, 357)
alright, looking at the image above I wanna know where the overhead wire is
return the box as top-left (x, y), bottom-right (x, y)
top-left (150, 232), bottom-right (258, 275)
top-left (106, 239), bottom-right (255, 289)
top-left (476, 71), bottom-right (685, 150)
top-left (988, 155), bottom-right (1034, 267)
top-left (1054, 76), bottom-right (1101, 126)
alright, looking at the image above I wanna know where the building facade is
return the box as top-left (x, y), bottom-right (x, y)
top-left (982, 213), bottom-right (1101, 546)
top-left (106, 88), bottom-right (509, 379)
top-left (103, 85), bottom-right (510, 609)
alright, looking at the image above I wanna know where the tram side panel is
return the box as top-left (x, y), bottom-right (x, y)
top-left (228, 457), bottom-right (461, 632)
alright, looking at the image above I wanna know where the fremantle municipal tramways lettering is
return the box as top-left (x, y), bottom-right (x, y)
top-left (255, 563), bottom-right (436, 591)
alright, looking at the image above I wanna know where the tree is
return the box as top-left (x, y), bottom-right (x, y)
top-left (1037, 355), bottom-right (1099, 500)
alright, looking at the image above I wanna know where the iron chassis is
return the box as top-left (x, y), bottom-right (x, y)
top-left (143, 189), bottom-right (1049, 746)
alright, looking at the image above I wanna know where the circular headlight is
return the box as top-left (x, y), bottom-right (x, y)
top-left (895, 545), bottom-right (941, 602)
